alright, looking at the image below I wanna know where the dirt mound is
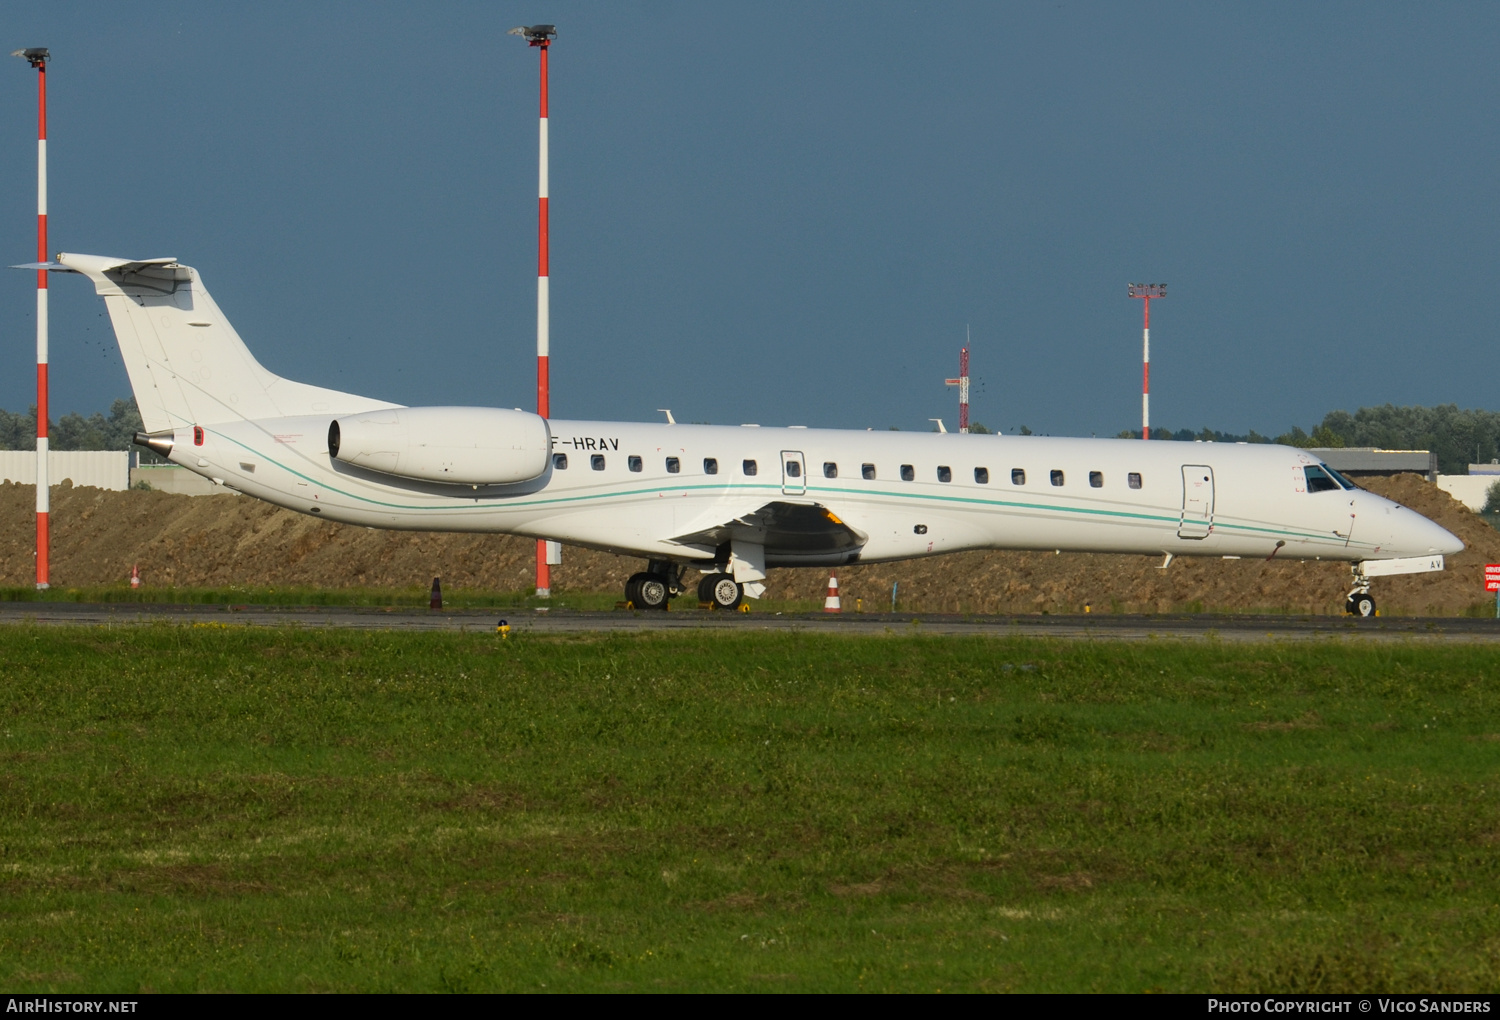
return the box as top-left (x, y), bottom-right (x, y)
top-left (0, 474), bottom-right (1494, 615)
top-left (0, 481), bottom-right (640, 595)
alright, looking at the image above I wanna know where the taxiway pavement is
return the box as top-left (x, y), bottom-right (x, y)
top-left (0, 602), bottom-right (1496, 641)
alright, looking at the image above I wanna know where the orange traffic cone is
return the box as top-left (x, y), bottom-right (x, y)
top-left (823, 574), bottom-right (841, 613)
top-left (130, 564), bottom-right (141, 589)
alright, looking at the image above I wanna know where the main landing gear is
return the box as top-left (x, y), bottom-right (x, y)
top-left (622, 562), bottom-right (745, 611)
top-left (624, 560), bottom-right (688, 611)
top-left (697, 572), bottom-right (743, 610)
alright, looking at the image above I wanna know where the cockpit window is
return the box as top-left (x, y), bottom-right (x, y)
top-left (1323, 464), bottom-right (1358, 490)
top-left (1304, 465), bottom-right (1341, 493)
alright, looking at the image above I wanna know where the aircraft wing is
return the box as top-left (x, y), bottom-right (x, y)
top-left (670, 500), bottom-right (867, 557)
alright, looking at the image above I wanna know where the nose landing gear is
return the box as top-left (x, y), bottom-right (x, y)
top-left (1345, 586), bottom-right (1376, 617)
top-left (1343, 555), bottom-right (1447, 617)
top-left (1346, 565), bottom-right (1377, 617)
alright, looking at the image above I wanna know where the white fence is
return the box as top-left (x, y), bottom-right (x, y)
top-left (0, 450), bottom-right (131, 491)
top-left (129, 464), bottom-right (230, 496)
top-left (1437, 475), bottom-right (1498, 512)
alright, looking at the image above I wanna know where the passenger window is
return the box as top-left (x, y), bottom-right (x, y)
top-left (743, 459), bottom-right (758, 476)
top-left (628, 455), bottom-right (643, 472)
top-left (786, 461), bottom-right (801, 478)
top-left (1128, 472), bottom-right (1142, 489)
top-left (974, 467), bottom-right (989, 484)
top-left (1050, 469), bottom-right (1064, 486)
top-left (552, 453), bottom-right (568, 470)
top-left (703, 458), bottom-right (718, 475)
top-left (824, 462), bottom-right (838, 478)
top-left (937, 466), bottom-right (952, 483)
top-left (900, 464), bottom-right (915, 482)
top-left (1089, 471), bottom-right (1103, 488)
top-left (1304, 465), bottom-right (1341, 493)
top-left (1011, 468), bottom-right (1025, 485)
top-left (862, 463), bottom-right (876, 480)
top-left (592, 454), bottom-right (606, 471)
top-left (666, 457), bottom-right (680, 473)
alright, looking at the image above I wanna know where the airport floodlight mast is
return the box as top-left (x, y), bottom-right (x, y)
top-left (509, 23), bottom-right (557, 597)
top-left (13, 47), bottom-right (50, 588)
top-left (1128, 283), bottom-right (1166, 440)
top-left (943, 345), bottom-right (970, 433)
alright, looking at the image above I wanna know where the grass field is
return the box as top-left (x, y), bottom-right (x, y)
top-left (2, 627), bottom-right (1498, 992)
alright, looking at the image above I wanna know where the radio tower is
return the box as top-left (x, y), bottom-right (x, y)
top-left (944, 337), bottom-right (970, 433)
top-left (510, 24), bottom-right (557, 597)
top-left (1128, 284), bottom-right (1165, 440)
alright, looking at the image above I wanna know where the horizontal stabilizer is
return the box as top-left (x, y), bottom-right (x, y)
top-left (11, 256), bottom-right (178, 275)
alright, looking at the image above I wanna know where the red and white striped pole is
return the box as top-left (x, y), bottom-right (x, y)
top-left (17, 48), bottom-right (51, 588)
top-left (1142, 298), bottom-right (1149, 439)
top-left (511, 24), bottom-right (557, 598)
top-left (1128, 284), bottom-right (1165, 441)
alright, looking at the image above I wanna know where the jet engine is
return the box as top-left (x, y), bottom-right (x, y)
top-left (328, 407), bottom-right (550, 485)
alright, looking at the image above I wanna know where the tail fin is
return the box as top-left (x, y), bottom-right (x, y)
top-left (53, 253), bottom-right (395, 432)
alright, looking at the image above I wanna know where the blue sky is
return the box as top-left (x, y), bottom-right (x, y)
top-left (3, 2), bottom-right (1498, 435)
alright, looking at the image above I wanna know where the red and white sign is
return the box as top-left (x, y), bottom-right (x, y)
top-left (1486, 564), bottom-right (1500, 592)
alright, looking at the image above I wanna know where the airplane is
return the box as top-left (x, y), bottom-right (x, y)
top-left (25, 252), bottom-right (1463, 617)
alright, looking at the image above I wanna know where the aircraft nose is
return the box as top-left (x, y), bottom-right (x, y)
top-left (1365, 495), bottom-right (1464, 557)
top-left (1398, 505), bottom-right (1463, 556)
top-left (1429, 520), bottom-right (1464, 557)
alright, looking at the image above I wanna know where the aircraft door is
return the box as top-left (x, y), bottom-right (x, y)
top-left (781, 450), bottom-right (806, 495)
top-left (1179, 465), bottom-right (1214, 539)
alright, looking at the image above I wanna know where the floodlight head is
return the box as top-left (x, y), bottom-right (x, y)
top-left (507, 24), bottom-right (557, 45)
top-left (1127, 283), bottom-right (1167, 299)
top-left (11, 48), bottom-right (49, 67)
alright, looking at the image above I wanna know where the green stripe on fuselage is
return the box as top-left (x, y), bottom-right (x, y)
top-left (208, 427), bottom-right (1350, 548)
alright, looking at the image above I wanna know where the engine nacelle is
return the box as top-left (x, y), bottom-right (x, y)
top-left (328, 406), bottom-right (550, 485)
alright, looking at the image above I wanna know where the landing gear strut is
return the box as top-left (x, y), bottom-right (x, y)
top-left (624, 561), bottom-right (685, 611)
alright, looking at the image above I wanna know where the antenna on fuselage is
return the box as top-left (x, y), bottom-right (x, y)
top-left (657, 409), bottom-right (676, 425)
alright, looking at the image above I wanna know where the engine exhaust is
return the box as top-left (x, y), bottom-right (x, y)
top-left (133, 431), bottom-right (174, 458)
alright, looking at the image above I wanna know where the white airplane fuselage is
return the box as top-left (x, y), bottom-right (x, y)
top-left (188, 414), bottom-right (1457, 567)
top-left (42, 252), bottom-right (1463, 601)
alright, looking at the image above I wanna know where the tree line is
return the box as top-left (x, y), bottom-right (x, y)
top-left (1116, 404), bottom-right (1500, 475)
top-left (0, 399), bottom-right (155, 456)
